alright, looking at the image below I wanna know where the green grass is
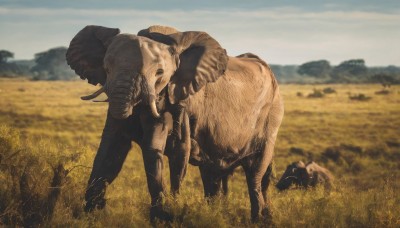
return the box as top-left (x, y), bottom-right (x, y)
top-left (1, 78), bottom-right (399, 227)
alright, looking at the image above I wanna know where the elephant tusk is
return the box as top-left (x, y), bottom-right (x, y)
top-left (81, 87), bottom-right (105, 100)
top-left (150, 98), bottom-right (160, 118)
top-left (92, 98), bottom-right (109, 102)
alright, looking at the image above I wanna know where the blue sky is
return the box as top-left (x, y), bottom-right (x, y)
top-left (0, 0), bottom-right (399, 65)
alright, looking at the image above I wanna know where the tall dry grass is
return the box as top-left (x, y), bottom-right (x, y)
top-left (0, 79), bottom-right (399, 227)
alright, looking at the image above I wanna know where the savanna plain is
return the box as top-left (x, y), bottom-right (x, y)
top-left (0, 78), bottom-right (399, 227)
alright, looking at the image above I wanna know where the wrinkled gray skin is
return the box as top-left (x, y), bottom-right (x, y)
top-left (188, 138), bottom-right (233, 196)
top-left (188, 53), bottom-right (275, 197)
top-left (66, 25), bottom-right (284, 222)
top-left (276, 161), bottom-right (334, 191)
top-left (67, 25), bottom-right (191, 222)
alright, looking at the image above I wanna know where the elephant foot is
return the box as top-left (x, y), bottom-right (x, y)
top-left (150, 206), bottom-right (174, 222)
top-left (251, 207), bottom-right (274, 226)
top-left (84, 179), bottom-right (107, 213)
top-left (171, 188), bottom-right (180, 197)
top-left (84, 198), bottom-right (106, 213)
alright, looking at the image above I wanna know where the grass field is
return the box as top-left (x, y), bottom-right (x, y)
top-left (1, 78), bottom-right (399, 227)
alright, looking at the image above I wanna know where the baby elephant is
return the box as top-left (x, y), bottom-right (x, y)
top-left (276, 161), bottom-right (334, 191)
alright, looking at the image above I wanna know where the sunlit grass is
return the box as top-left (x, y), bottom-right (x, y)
top-left (0, 78), bottom-right (399, 226)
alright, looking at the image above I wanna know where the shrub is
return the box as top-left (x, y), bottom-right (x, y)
top-left (340, 143), bottom-right (362, 155)
top-left (322, 147), bottom-right (342, 162)
top-left (289, 147), bottom-right (305, 156)
top-left (375, 90), bottom-right (390, 95)
top-left (307, 89), bottom-right (324, 98)
top-left (386, 141), bottom-right (400, 148)
top-left (0, 125), bottom-right (84, 226)
top-left (348, 93), bottom-right (371, 101)
top-left (322, 87), bottom-right (336, 94)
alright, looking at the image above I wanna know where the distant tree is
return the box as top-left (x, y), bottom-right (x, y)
top-left (0, 50), bottom-right (28, 77)
top-left (384, 65), bottom-right (400, 74)
top-left (297, 60), bottom-right (331, 78)
top-left (31, 47), bottom-right (76, 80)
top-left (270, 64), bottom-right (302, 83)
top-left (0, 50), bottom-right (14, 63)
top-left (331, 59), bottom-right (368, 82)
top-left (370, 73), bottom-right (397, 85)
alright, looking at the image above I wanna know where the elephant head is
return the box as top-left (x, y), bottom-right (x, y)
top-left (275, 161), bottom-right (310, 190)
top-left (66, 25), bottom-right (228, 119)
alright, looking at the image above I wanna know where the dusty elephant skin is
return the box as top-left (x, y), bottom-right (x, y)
top-left (187, 52), bottom-right (279, 198)
top-left (66, 25), bottom-right (284, 223)
top-left (188, 137), bottom-right (233, 196)
top-left (276, 161), bottom-right (334, 191)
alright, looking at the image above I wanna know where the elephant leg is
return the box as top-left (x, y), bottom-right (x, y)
top-left (242, 151), bottom-right (273, 223)
top-left (140, 111), bottom-right (173, 222)
top-left (242, 164), bottom-right (264, 222)
top-left (261, 164), bottom-right (273, 206)
top-left (85, 112), bottom-right (141, 212)
top-left (168, 144), bottom-right (190, 195)
top-left (222, 174), bottom-right (229, 196)
top-left (167, 109), bottom-right (191, 195)
top-left (199, 165), bottom-right (222, 198)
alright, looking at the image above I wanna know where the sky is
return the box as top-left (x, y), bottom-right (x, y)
top-left (0, 0), bottom-right (399, 66)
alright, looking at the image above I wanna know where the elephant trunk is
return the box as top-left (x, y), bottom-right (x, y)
top-left (275, 173), bottom-right (294, 191)
top-left (275, 180), bottom-right (289, 191)
top-left (108, 79), bottom-right (134, 119)
top-left (108, 74), bottom-right (159, 119)
top-left (108, 74), bottom-right (139, 120)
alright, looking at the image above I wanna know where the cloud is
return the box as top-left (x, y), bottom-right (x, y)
top-left (1, 6), bottom-right (399, 20)
top-left (0, 6), bottom-right (399, 65)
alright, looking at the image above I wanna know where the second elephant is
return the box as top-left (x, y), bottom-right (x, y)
top-left (276, 161), bottom-right (334, 191)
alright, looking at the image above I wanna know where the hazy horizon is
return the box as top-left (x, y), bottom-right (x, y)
top-left (1, 0), bottom-right (399, 66)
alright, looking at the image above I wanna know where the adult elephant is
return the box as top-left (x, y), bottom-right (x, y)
top-left (66, 25), bottom-right (284, 222)
top-left (67, 25), bottom-right (192, 222)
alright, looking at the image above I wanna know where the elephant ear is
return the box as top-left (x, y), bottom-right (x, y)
top-left (236, 52), bottom-right (260, 59)
top-left (306, 162), bottom-right (321, 186)
top-left (309, 171), bottom-right (320, 187)
top-left (140, 28), bottom-right (229, 104)
top-left (167, 32), bottom-right (228, 103)
top-left (66, 25), bottom-right (120, 86)
top-left (295, 161), bottom-right (306, 168)
top-left (137, 25), bottom-right (180, 37)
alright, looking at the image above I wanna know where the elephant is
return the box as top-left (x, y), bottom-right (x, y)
top-left (275, 161), bottom-right (334, 191)
top-left (188, 53), bottom-right (278, 198)
top-left (67, 25), bottom-right (192, 222)
top-left (66, 25), bottom-right (284, 222)
top-left (188, 138), bottom-right (232, 196)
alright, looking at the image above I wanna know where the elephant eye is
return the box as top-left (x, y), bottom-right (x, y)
top-left (156, 69), bottom-right (164, 76)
